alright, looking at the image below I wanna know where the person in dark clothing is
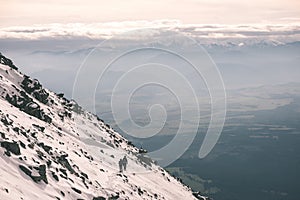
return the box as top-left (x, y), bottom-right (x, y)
top-left (122, 155), bottom-right (128, 171)
top-left (118, 158), bottom-right (123, 173)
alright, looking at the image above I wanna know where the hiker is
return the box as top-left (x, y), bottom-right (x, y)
top-left (118, 158), bottom-right (123, 172)
top-left (122, 155), bottom-right (128, 171)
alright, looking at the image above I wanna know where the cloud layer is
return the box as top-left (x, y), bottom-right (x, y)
top-left (0, 20), bottom-right (299, 44)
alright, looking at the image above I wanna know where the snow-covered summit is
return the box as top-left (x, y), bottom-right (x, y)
top-left (0, 53), bottom-right (207, 200)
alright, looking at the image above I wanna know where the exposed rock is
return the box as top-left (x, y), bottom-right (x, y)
top-left (37, 142), bottom-right (52, 155)
top-left (93, 197), bottom-right (106, 200)
top-left (0, 114), bottom-right (13, 126)
top-left (193, 191), bottom-right (209, 200)
top-left (21, 75), bottom-right (49, 104)
top-left (51, 171), bottom-right (59, 181)
top-left (57, 154), bottom-right (75, 174)
top-left (71, 187), bottom-right (82, 194)
top-left (19, 164), bottom-right (48, 184)
top-left (0, 131), bottom-right (6, 139)
top-left (5, 92), bottom-right (52, 123)
top-left (1, 141), bottom-right (21, 155)
top-left (0, 53), bottom-right (18, 70)
top-left (32, 124), bottom-right (45, 132)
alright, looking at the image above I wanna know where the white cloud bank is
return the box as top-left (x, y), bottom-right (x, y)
top-left (0, 20), bottom-right (299, 44)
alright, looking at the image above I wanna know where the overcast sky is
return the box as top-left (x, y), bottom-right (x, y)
top-left (0, 0), bottom-right (299, 97)
top-left (1, 0), bottom-right (300, 27)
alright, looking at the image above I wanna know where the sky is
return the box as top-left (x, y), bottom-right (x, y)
top-left (0, 0), bottom-right (299, 113)
top-left (0, 0), bottom-right (299, 42)
top-left (1, 0), bottom-right (300, 28)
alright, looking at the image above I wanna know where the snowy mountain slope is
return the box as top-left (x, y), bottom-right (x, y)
top-left (0, 53), bottom-right (206, 200)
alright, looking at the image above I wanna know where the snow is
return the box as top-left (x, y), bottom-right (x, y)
top-left (0, 62), bottom-right (202, 199)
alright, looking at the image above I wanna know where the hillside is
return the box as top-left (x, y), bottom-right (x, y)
top-left (0, 53), bottom-right (206, 200)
